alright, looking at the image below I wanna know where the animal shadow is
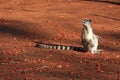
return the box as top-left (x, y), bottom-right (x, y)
top-left (81, 0), bottom-right (120, 5)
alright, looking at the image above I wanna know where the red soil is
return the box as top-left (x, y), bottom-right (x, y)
top-left (0, 0), bottom-right (120, 80)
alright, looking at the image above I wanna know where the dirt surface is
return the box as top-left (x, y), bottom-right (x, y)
top-left (0, 0), bottom-right (120, 80)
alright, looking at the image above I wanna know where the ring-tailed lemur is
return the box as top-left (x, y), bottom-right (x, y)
top-left (35, 19), bottom-right (103, 54)
top-left (81, 19), bottom-right (103, 54)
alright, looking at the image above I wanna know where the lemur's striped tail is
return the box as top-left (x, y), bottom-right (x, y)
top-left (35, 42), bottom-right (85, 52)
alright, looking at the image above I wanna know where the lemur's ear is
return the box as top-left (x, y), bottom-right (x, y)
top-left (89, 19), bottom-right (92, 22)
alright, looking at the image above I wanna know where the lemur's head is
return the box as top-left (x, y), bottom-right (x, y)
top-left (82, 19), bottom-right (92, 27)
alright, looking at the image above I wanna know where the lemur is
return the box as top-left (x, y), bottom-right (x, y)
top-left (81, 19), bottom-right (103, 54)
top-left (35, 19), bottom-right (103, 54)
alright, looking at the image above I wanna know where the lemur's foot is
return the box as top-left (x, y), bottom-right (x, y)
top-left (95, 49), bottom-right (103, 54)
top-left (97, 49), bottom-right (103, 52)
top-left (90, 49), bottom-right (103, 54)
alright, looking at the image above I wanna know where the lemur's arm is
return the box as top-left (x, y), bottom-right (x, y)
top-left (95, 35), bottom-right (104, 42)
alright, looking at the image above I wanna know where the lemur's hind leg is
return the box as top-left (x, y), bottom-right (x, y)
top-left (97, 49), bottom-right (103, 51)
top-left (97, 49), bottom-right (103, 53)
top-left (93, 49), bottom-right (103, 54)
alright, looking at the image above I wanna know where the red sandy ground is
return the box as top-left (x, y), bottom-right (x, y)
top-left (0, 0), bottom-right (120, 80)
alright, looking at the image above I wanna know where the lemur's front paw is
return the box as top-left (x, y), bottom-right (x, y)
top-left (90, 43), bottom-right (94, 47)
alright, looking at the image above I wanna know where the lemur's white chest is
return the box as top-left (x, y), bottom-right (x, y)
top-left (87, 29), bottom-right (93, 40)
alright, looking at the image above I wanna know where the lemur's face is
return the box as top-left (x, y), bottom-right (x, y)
top-left (82, 19), bottom-right (92, 26)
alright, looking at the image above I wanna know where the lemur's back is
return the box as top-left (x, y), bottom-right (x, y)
top-left (81, 27), bottom-right (89, 51)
